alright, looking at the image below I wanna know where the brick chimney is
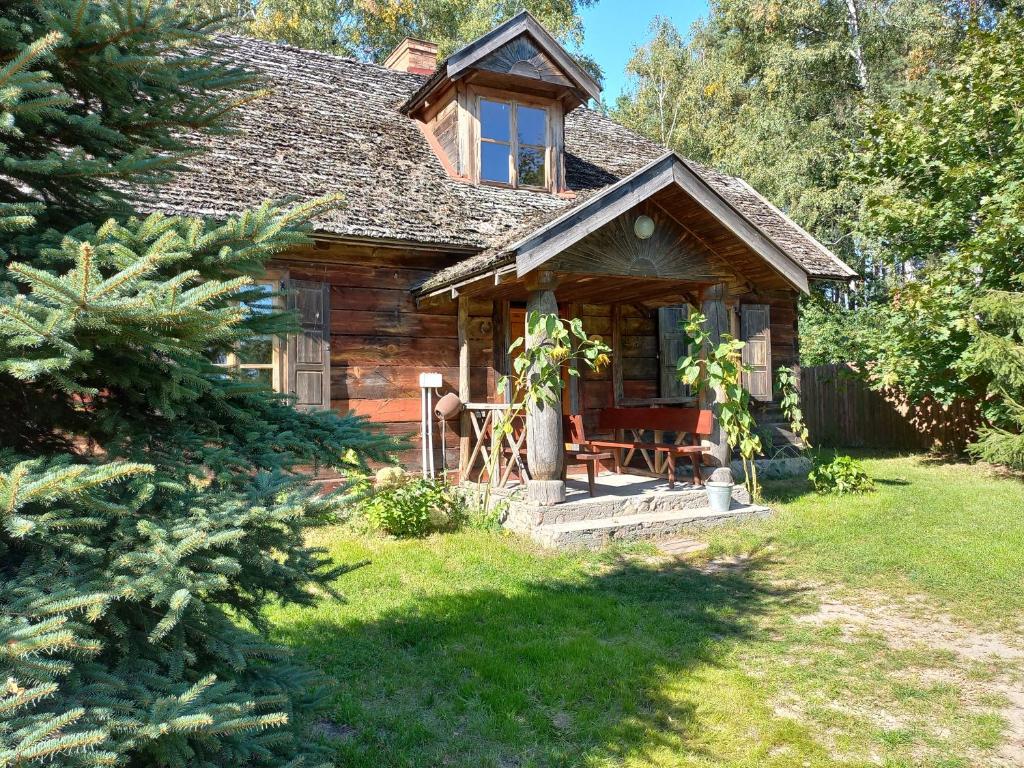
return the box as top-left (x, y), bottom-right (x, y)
top-left (383, 38), bottom-right (438, 75)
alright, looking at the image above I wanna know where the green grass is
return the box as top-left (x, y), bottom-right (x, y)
top-left (709, 452), bottom-right (1024, 625)
top-left (267, 454), bottom-right (1024, 767)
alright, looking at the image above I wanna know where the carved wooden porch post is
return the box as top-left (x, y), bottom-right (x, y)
top-left (701, 282), bottom-right (731, 470)
top-left (524, 270), bottom-right (565, 505)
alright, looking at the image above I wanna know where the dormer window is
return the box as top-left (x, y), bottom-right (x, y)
top-left (479, 98), bottom-right (548, 189)
top-left (392, 12), bottom-right (602, 196)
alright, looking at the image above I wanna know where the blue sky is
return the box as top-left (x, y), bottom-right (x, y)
top-left (578, 1), bottom-right (710, 104)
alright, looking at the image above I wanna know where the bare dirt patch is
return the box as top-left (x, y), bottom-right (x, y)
top-left (798, 591), bottom-right (1024, 766)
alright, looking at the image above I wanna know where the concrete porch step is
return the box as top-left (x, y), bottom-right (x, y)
top-left (530, 504), bottom-right (772, 550)
top-left (515, 476), bottom-right (752, 526)
top-left (531, 484), bottom-right (736, 526)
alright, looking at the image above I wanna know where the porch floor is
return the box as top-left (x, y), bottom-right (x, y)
top-left (489, 471), bottom-right (772, 550)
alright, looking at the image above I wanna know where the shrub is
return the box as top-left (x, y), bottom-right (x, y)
top-left (361, 475), bottom-right (465, 537)
top-left (809, 454), bottom-right (875, 495)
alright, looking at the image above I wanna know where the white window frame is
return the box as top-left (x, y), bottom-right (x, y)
top-left (214, 273), bottom-right (286, 392)
top-left (477, 96), bottom-right (550, 190)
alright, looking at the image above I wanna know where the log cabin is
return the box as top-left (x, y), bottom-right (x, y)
top-left (148, 12), bottom-right (856, 503)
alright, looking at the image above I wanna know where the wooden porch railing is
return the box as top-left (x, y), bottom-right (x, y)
top-left (462, 403), bottom-right (527, 488)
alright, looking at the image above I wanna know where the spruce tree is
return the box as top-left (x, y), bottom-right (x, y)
top-left (0, 2), bottom-right (393, 765)
top-left (963, 282), bottom-right (1024, 470)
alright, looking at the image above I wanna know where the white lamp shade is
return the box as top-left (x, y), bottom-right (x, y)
top-left (633, 214), bottom-right (655, 240)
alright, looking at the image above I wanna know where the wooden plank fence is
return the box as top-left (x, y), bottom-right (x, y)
top-left (801, 364), bottom-right (982, 452)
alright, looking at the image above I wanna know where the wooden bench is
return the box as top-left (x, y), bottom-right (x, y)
top-left (562, 415), bottom-right (614, 497)
top-left (584, 407), bottom-right (713, 488)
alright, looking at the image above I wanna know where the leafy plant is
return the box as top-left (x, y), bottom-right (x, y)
top-left (677, 312), bottom-right (763, 499)
top-left (776, 365), bottom-right (811, 448)
top-left (500, 312), bottom-right (611, 409)
top-left (360, 475), bottom-right (465, 537)
top-left (962, 276), bottom-right (1024, 470)
top-left (483, 312), bottom-right (610, 495)
top-left (809, 454), bottom-right (875, 495)
top-left (846, 13), bottom-right (1024, 431)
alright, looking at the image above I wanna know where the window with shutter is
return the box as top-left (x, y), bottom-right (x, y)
top-left (286, 279), bottom-right (331, 410)
top-left (740, 304), bottom-right (772, 401)
top-left (213, 279), bottom-right (283, 392)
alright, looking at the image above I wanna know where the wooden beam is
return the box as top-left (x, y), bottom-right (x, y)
top-left (611, 303), bottom-right (624, 407)
top-left (458, 295), bottom-right (471, 477)
top-left (524, 274), bottom-right (564, 504)
top-left (701, 283), bottom-right (731, 470)
top-left (566, 301), bottom-right (580, 416)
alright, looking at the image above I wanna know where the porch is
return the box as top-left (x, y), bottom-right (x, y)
top-left (488, 472), bottom-right (769, 550)
top-left (456, 400), bottom-right (772, 550)
top-left (412, 153), bottom-right (814, 538)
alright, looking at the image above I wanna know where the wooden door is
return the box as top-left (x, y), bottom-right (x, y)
top-left (286, 279), bottom-right (331, 409)
top-left (740, 304), bottom-right (772, 401)
top-left (658, 306), bottom-right (690, 399)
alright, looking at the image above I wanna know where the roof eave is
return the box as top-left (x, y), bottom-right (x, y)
top-left (733, 177), bottom-right (858, 281)
top-left (508, 151), bottom-right (813, 295)
top-left (400, 10), bottom-right (602, 115)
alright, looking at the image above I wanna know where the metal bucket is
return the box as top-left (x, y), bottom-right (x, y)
top-left (705, 482), bottom-right (734, 513)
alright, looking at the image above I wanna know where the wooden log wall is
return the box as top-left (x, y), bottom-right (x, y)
top-left (280, 241), bottom-right (803, 470)
top-left (761, 293), bottom-right (799, 370)
top-left (280, 242), bottom-right (497, 472)
top-left (579, 303), bottom-right (684, 436)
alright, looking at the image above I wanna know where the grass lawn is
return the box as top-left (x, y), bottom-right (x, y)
top-left (268, 454), bottom-right (1024, 767)
top-left (708, 452), bottom-right (1024, 626)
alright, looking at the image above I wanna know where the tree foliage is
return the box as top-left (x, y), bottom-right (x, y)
top-left (851, 11), bottom-right (1024, 409)
top-left (615, 1), bottom-right (999, 295)
top-left (1, 2), bottom-right (393, 765)
top-left (187, 0), bottom-right (601, 77)
top-left (962, 280), bottom-right (1024, 469)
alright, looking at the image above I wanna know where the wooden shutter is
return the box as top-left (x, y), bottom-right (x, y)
top-left (658, 306), bottom-right (690, 399)
top-left (741, 304), bottom-right (772, 401)
top-left (286, 279), bottom-right (331, 410)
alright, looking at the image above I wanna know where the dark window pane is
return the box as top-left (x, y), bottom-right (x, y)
top-left (241, 367), bottom-right (273, 387)
top-left (517, 146), bottom-right (546, 187)
top-left (237, 336), bottom-right (273, 364)
top-left (480, 99), bottom-right (510, 142)
top-left (212, 350), bottom-right (230, 365)
top-left (481, 142), bottom-right (510, 183)
top-left (517, 105), bottom-right (546, 146)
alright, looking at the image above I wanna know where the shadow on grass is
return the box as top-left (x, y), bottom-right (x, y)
top-left (916, 451), bottom-right (973, 467)
top-left (760, 476), bottom-right (814, 504)
top-left (275, 550), bottom-right (805, 767)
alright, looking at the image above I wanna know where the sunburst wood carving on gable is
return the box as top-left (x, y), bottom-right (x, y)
top-left (550, 207), bottom-right (734, 283)
top-left (477, 35), bottom-right (572, 87)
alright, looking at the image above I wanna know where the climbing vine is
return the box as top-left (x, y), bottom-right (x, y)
top-left (676, 312), bottom-right (763, 500)
top-left (775, 365), bottom-right (811, 448)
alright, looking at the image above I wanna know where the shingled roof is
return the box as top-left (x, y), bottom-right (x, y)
top-left (143, 35), bottom-right (855, 282)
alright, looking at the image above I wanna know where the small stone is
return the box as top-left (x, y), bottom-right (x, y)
top-left (709, 467), bottom-right (734, 484)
